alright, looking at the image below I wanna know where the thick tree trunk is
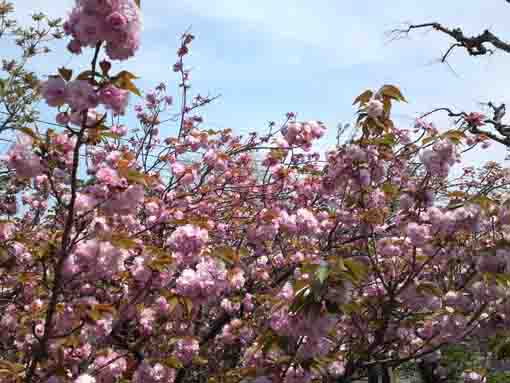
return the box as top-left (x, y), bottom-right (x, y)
top-left (367, 364), bottom-right (393, 383)
top-left (417, 360), bottom-right (440, 383)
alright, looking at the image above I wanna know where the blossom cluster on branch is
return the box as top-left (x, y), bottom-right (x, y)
top-left (0, 2), bottom-right (509, 383)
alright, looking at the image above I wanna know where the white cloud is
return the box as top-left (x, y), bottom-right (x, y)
top-left (7, 0), bottom-right (510, 164)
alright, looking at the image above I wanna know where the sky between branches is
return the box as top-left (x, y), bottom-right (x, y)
top-left (6, 0), bottom-right (510, 165)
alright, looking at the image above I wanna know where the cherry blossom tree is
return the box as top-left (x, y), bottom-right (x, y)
top-left (1, 2), bottom-right (510, 383)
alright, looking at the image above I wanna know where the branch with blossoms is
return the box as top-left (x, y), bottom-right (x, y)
top-left (1, 1), bottom-right (510, 383)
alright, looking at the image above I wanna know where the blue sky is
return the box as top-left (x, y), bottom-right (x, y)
top-left (7, 0), bottom-right (510, 163)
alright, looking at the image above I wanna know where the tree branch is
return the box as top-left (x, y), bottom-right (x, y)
top-left (392, 22), bottom-right (510, 61)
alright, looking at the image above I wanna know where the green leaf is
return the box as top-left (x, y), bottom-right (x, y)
top-left (214, 246), bottom-right (238, 265)
top-left (180, 297), bottom-right (193, 316)
top-left (58, 67), bottom-right (72, 81)
top-left (18, 127), bottom-right (39, 141)
top-left (382, 182), bottom-right (399, 198)
top-left (148, 253), bottom-right (174, 272)
top-left (416, 282), bottom-right (443, 297)
top-left (87, 304), bottom-right (115, 321)
top-left (341, 301), bottom-right (363, 314)
top-left (167, 296), bottom-right (179, 314)
top-left (100, 131), bottom-right (122, 139)
top-left (109, 234), bottom-right (137, 249)
top-left (422, 135), bottom-right (438, 145)
top-left (343, 258), bottom-right (368, 282)
top-left (122, 169), bottom-right (148, 186)
top-left (315, 264), bottom-right (329, 284)
top-left (443, 129), bottom-right (466, 144)
top-left (471, 195), bottom-right (496, 212)
top-left (192, 356), bottom-right (208, 365)
top-left (353, 90), bottom-right (373, 105)
top-left (162, 356), bottom-right (183, 369)
top-left (116, 75), bottom-right (141, 96)
top-left (289, 284), bottom-right (312, 314)
top-left (448, 191), bottom-right (467, 199)
top-left (76, 70), bottom-right (95, 81)
top-left (115, 70), bottom-right (139, 80)
top-left (496, 341), bottom-right (510, 360)
top-left (380, 84), bottom-right (407, 103)
top-left (375, 133), bottom-right (397, 147)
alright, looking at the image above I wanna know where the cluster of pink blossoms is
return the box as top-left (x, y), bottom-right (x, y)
top-left (175, 257), bottom-right (229, 304)
top-left (420, 138), bottom-right (458, 178)
top-left (280, 120), bottom-right (326, 151)
top-left (64, 0), bottom-right (142, 60)
top-left (322, 143), bottom-right (385, 193)
top-left (1, 133), bottom-right (43, 178)
top-left (166, 224), bottom-right (209, 263)
top-left (173, 337), bottom-right (200, 364)
top-left (5, 1), bottom-right (510, 377)
top-left (92, 350), bottom-right (127, 383)
top-left (132, 362), bottom-right (176, 383)
top-left (366, 97), bottom-right (384, 118)
top-left (41, 77), bottom-right (129, 115)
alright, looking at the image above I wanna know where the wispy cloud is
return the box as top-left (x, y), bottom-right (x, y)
top-left (7, 0), bottom-right (510, 161)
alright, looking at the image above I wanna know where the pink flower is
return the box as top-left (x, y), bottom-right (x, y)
top-left (174, 337), bottom-right (199, 364)
top-left (93, 350), bottom-right (127, 383)
top-left (106, 11), bottom-right (128, 31)
top-left (75, 375), bottom-right (96, 383)
top-left (366, 98), bottom-right (384, 118)
top-left (282, 120), bottom-right (326, 149)
top-left (406, 222), bottom-right (429, 247)
top-left (295, 208), bottom-right (320, 234)
top-left (167, 224), bottom-right (208, 261)
top-left (79, 0), bottom-right (116, 16)
top-left (0, 222), bottom-right (14, 241)
top-left (70, 109), bottom-right (102, 127)
top-left (463, 371), bottom-right (486, 383)
top-left (75, 193), bottom-right (97, 212)
top-left (465, 112), bottom-right (486, 127)
top-left (99, 84), bottom-right (129, 115)
top-left (111, 124), bottom-right (128, 136)
top-left (41, 77), bottom-right (67, 107)
top-left (96, 166), bottom-right (120, 186)
top-left (65, 80), bottom-right (98, 111)
top-left (105, 32), bottom-right (141, 61)
top-left (64, 0), bottom-right (142, 59)
top-left (67, 39), bottom-right (83, 54)
top-left (133, 362), bottom-right (176, 383)
top-left (420, 139), bottom-right (457, 178)
top-left (74, 13), bottom-right (103, 46)
top-left (176, 257), bottom-right (228, 303)
top-left (170, 162), bottom-right (185, 176)
top-left (103, 185), bottom-right (144, 215)
top-left (2, 134), bottom-right (43, 178)
top-left (56, 112), bottom-right (70, 125)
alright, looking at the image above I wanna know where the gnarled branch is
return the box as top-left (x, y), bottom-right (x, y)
top-left (391, 22), bottom-right (510, 61)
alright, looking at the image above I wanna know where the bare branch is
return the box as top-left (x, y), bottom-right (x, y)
top-left (391, 22), bottom-right (510, 61)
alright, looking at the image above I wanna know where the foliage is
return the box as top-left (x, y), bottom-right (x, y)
top-left (3, 1), bottom-right (510, 383)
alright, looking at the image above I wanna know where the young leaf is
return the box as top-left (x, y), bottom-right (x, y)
top-left (380, 84), bottom-right (407, 103)
top-left (18, 127), bottom-right (39, 141)
top-left (58, 67), bottom-right (72, 81)
top-left (76, 70), bottom-right (95, 80)
top-left (315, 264), bottom-right (329, 285)
top-left (353, 90), bottom-right (373, 105)
top-left (116, 76), bottom-right (141, 96)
